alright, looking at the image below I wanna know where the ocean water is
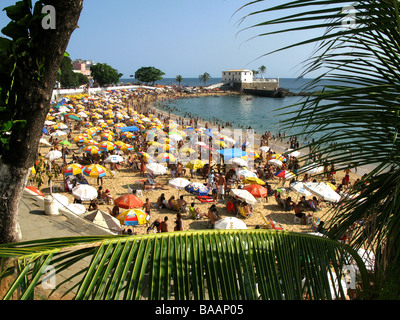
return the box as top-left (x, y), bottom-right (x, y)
top-left (121, 77), bottom-right (340, 142)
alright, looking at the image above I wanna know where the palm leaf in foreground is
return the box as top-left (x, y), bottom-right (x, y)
top-left (237, 0), bottom-right (400, 298)
top-left (0, 230), bottom-right (369, 300)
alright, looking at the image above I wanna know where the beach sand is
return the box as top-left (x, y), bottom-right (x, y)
top-left (35, 89), bottom-right (363, 236)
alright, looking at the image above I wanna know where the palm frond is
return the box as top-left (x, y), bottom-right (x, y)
top-left (0, 231), bottom-right (370, 300)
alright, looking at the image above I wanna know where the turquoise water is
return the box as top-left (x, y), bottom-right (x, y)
top-left (155, 94), bottom-right (306, 139)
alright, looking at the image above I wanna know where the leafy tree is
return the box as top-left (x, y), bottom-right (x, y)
top-left (199, 72), bottom-right (211, 86)
top-left (175, 74), bottom-right (183, 85)
top-left (90, 63), bottom-right (122, 87)
top-left (134, 66), bottom-right (165, 85)
top-left (0, 0), bottom-right (83, 243)
top-left (238, 0), bottom-right (400, 299)
top-left (252, 70), bottom-right (259, 79)
top-left (76, 72), bottom-right (89, 86)
top-left (58, 55), bottom-right (78, 88)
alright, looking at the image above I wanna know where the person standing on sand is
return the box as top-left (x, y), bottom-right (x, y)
top-left (174, 213), bottom-right (183, 231)
top-left (216, 173), bottom-right (226, 201)
top-left (160, 216), bottom-right (169, 232)
top-left (142, 198), bottom-right (155, 227)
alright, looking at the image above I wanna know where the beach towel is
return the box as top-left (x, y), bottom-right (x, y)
top-left (196, 195), bottom-right (214, 203)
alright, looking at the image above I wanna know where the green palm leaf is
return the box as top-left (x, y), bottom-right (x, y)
top-left (0, 231), bottom-right (370, 300)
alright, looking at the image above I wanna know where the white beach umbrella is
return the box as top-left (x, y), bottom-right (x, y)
top-left (145, 163), bottom-right (167, 175)
top-left (50, 130), bottom-right (67, 137)
top-left (215, 217), bottom-right (247, 230)
top-left (39, 138), bottom-right (52, 146)
top-left (290, 181), bottom-right (313, 197)
top-left (304, 182), bottom-right (341, 203)
top-left (268, 158), bottom-right (283, 167)
top-left (230, 189), bottom-right (257, 205)
top-left (168, 177), bottom-right (190, 190)
top-left (67, 203), bottom-right (86, 215)
top-left (72, 184), bottom-right (98, 201)
top-left (227, 157), bottom-right (248, 167)
top-left (302, 163), bottom-right (324, 174)
top-left (52, 193), bottom-right (69, 207)
top-left (285, 148), bottom-right (301, 158)
top-left (104, 154), bottom-right (124, 163)
top-left (44, 120), bottom-right (56, 125)
top-left (45, 150), bottom-right (62, 161)
top-left (237, 169), bottom-right (257, 179)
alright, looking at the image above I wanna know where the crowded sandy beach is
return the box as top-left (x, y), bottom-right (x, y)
top-left (32, 86), bottom-right (363, 238)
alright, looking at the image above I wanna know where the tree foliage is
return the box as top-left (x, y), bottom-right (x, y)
top-left (134, 66), bottom-right (165, 85)
top-left (199, 72), bottom-right (211, 86)
top-left (238, 0), bottom-right (400, 299)
top-left (57, 55), bottom-right (88, 88)
top-left (90, 63), bottom-right (122, 87)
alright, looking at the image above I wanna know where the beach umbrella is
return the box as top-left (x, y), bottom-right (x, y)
top-left (72, 184), bottom-right (98, 201)
top-left (138, 152), bottom-right (154, 163)
top-left (39, 138), bottom-right (52, 146)
top-left (52, 193), bottom-right (69, 207)
top-left (83, 164), bottom-right (107, 178)
top-left (45, 150), bottom-right (62, 161)
top-left (66, 203), bottom-right (86, 215)
top-left (59, 140), bottom-right (71, 146)
top-left (83, 139), bottom-right (97, 146)
top-left (114, 194), bottom-right (143, 209)
top-left (145, 163), bottom-right (167, 175)
top-left (101, 132), bottom-right (115, 141)
top-left (302, 163), bottom-right (324, 175)
top-left (104, 154), bottom-right (124, 163)
top-left (227, 157), bottom-right (247, 167)
top-left (121, 131), bottom-right (134, 139)
top-left (64, 163), bottom-right (84, 176)
top-left (120, 144), bottom-right (134, 152)
top-left (169, 178), bottom-right (190, 190)
top-left (117, 209), bottom-right (150, 226)
top-left (185, 182), bottom-right (209, 196)
top-left (304, 182), bottom-right (341, 203)
top-left (290, 181), bottom-right (313, 197)
top-left (242, 184), bottom-right (268, 198)
top-left (268, 158), bottom-right (283, 167)
top-left (179, 147), bottom-right (196, 154)
top-left (156, 152), bottom-right (176, 163)
top-left (185, 159), bottom-right (205, 170)
top-left (73, 135), bottom-right (87, 143)
top-left (269, 154), bottom-right (286, 162)
top-left (214, 217), bottom-right (247, 230)
top-left (25, 186), bottom-right (45, 197)
top-left (218, 148), bottom-right (247, 160)
top-left (284, 148), bottom-right (301, 158)
top-left (50, 130), bottom-right (67, 137)
top-left (98, 141), bottom-right (116, 152)
top-left (229, 189), bottom-right (257, 205)
top-left (83, 210), bottom-right (123, 233)
top-left (274, 170), bottom-right (296, 180)
top-left (84, 145), bottom-right (102, 154)
top-left (237, 169), bottom-right (257, 179)
top-left (242, 177), bottom-right (266, 185)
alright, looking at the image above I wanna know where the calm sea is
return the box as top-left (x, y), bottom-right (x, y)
top-left (121, 77), bottom-right (326, 140)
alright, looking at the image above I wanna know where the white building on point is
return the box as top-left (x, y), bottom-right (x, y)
top-left (222, 69), bottom-right (253, 83)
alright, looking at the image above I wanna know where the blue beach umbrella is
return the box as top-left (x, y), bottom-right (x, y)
top-left (218, 148), bottom-right (247, 160)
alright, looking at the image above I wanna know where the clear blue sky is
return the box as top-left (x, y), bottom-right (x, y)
top-left (0, 0), bottom-right (325, 78)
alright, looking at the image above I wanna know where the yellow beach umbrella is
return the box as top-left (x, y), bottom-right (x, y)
top-left (185, 159), bottom-right (205, 170)
top-left (242, 177), bottom-right (266, 185)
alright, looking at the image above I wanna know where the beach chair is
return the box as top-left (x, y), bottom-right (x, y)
top-left (147, 173), bottom-right (156, 185)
